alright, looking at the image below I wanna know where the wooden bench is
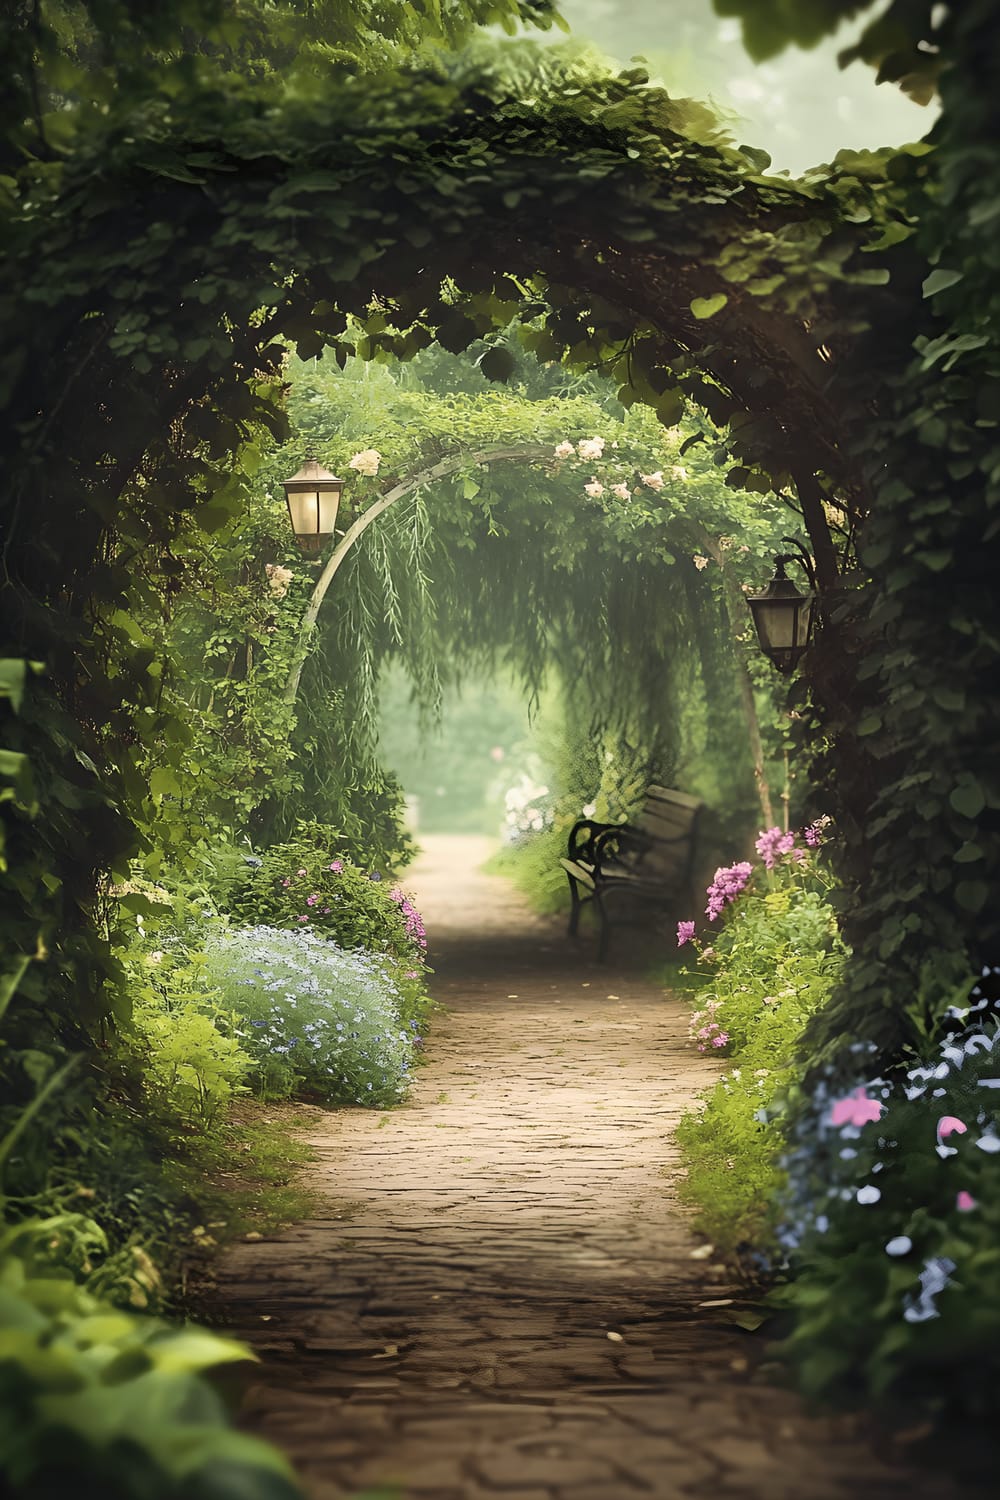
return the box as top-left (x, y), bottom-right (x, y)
top-left (560, 786), bottom-right (704, 961)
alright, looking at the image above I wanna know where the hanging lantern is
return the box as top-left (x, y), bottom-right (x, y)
top-left (281, 454), bottom-right (345, 554)
top-left (747, 555), bottom-right (815, 674)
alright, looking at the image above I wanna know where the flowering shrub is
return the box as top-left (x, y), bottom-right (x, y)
top-left (205, 926), bottom-right (417, 1106)
top-left (347, 447), bottom-right (381, 476)
top-left (226, 828), bottom-right (427, 966)
top-left (264, 562), bottom-right (293, 599)
top-left (769, 969), bottom-right (1000, 1415)
top-left (679, 826), bottom-right (842, 1054)
top-left (674, 822), bottom-right (845, 1257)
top-left (502, 773), bottom-right (553, 841)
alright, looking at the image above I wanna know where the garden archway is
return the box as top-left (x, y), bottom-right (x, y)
top-left (0, 58), bottom-right (934, 1044)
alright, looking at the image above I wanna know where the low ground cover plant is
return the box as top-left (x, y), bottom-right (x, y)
top-left (674, 821), bottom-right (845, 1258)
top-left (204, 925), bottom-right (419, 1106)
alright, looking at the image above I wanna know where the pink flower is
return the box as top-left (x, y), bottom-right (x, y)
top-left (711, 1032), bottom-right (730, 1048)
top-left (322, 906), bottom-right (331, 914)
top-left (329, 860), bottom-right (343, 873)
top-left (297, 868), bottom-right (308, 877)
top-left (281, 878), bottom-right (291, 888)
top-left (755, 826), bottom-right (798, 870)
top-left (705, 861), bottom-right (752, 921)
top-left (937, 1116), bottom-right (967, 1140)
top-left (297, 914), bottom-right (309, 923)
top-left (829, 1087), bottom-right (884, 1128)
top-left (306, 894), bottom-right (318, 906)
top-left (404, 969), bottom-right (419, 979)
top-left (677, 920), bottom-right (696, 947)
top-left (956, 1190), bottom-right (977, 1212)
top-left (803, 815), bottom-right (832, 848)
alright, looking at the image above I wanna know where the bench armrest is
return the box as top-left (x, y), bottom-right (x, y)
top-left (591, 823), bottom-right (652, 874)
top-left (567, 817), bottom-right (618, 862)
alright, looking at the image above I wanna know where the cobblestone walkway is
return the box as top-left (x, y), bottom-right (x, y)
top-left (216, 836), bottom-right (961, 1500)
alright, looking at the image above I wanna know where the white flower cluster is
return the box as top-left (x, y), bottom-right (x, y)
top-left (692, 554), bottom-right (710, 571)
top-left (551, 438), bottom-right (693, 504)
top-left (503, 775), bottom-right (552, 840)
top-left (348, 448), bottom-right (381, 477)
top-left (265, 563), bottom-right (293, 599)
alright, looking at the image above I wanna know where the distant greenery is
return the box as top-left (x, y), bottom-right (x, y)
top-left (378, 665), bottom-right (533, 835)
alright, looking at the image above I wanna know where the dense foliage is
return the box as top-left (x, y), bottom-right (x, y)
top-left (225, 827), bottom-right (428, 960)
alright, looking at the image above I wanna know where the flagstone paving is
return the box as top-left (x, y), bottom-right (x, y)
top-left (214, 835), bottom-right (964, 1500)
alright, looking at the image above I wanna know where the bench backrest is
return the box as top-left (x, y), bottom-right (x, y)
top-left (631, 785), bottom-right (703, 883)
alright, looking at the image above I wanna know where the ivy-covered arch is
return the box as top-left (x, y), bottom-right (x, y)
top-left (0, 55), bottom-right (948, 1047)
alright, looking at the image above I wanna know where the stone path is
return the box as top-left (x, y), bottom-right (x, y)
top-left (215, 835), bottom-right (962, 1500)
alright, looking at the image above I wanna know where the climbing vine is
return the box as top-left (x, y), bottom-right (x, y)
top-left (1, 2), bottom-right (993, 1069)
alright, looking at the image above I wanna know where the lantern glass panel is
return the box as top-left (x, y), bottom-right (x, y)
top-left (752, 597), bottom-right (794, 651)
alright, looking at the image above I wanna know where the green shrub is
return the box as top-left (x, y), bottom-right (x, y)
top-left (204, 925), bottom-right (419, 1106)
top-left (0, 1226), bottom-right (303, 1500)
top-left (226, 824), bottom-right (428, 966)
top-left (124, 946), bottom-right (251, 1136)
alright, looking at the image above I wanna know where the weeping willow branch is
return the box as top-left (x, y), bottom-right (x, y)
top-left (283, 443), bottom-right (553, 706)
top-left (692, 523), bottom-right (774, 826)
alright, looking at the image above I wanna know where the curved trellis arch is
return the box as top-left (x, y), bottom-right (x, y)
top-left (0, 58), bottom-right (918, 1032)
top-left (280, 432), bottom-right (778, 825)
top-left (283, 444), bottom-right (553, 704)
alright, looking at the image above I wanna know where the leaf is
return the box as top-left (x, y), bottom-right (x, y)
top-left (0, 956), bottom-right (32, 1024)
top-left (655, 389), bottom-right (684, 426)
top-left (0, 749), bottom-right (29, 779)
top-left (738, 144), bottom-right (772, 173)
top-left (0, 660), bottom-right (27, 712)
top-left (950, 784), bottom-right (985, 819)
top-left (922, 268), bottom-right (963, 298)
top-left (690, 293), bottom-right (728, 320)
top-left (956, 880), bottom-right (989, 914)
top-left (721, 1308), bottom-right (769, 1332)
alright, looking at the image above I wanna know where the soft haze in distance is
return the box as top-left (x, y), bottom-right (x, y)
top-left (552, 0), bottom-right (937, 174)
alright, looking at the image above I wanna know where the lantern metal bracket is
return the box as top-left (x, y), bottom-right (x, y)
top-left (778, 536), bottom-right (817, 592)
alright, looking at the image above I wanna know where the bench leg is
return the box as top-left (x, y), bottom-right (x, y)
top-left (566, 875), bottom-right (582, 937)
top-left (596, 894), bottom-right (610, 963)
